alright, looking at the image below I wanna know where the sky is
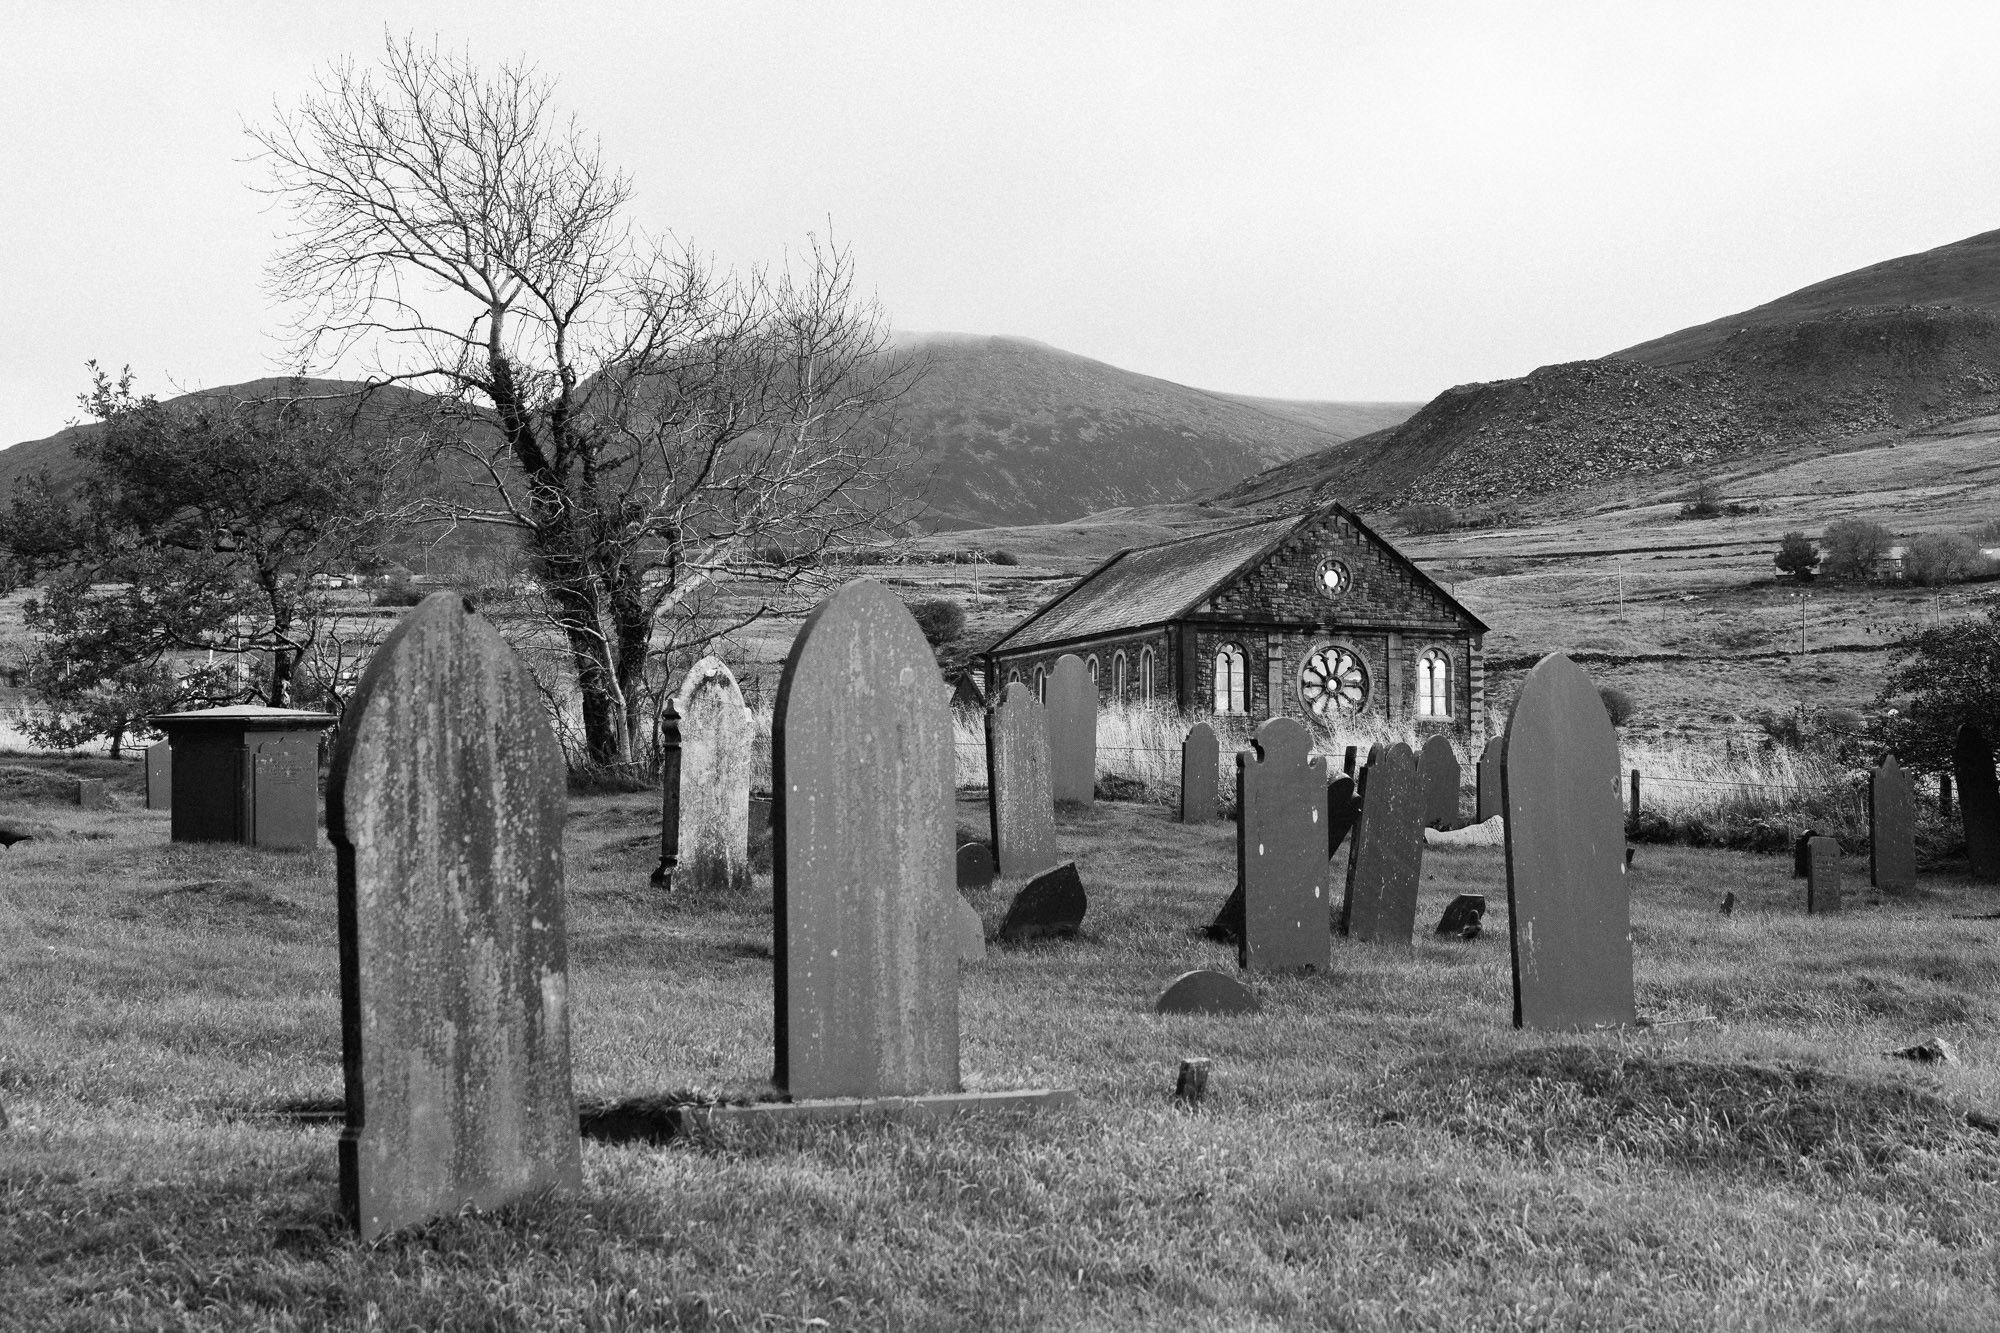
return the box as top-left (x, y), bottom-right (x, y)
top-left (5, 1), bottom-right (2000, 448)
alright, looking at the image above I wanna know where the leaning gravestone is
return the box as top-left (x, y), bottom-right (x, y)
top-left (1340, 743), bottom-right (1426, 945)
top-left (1806, 835), bottom-right (1842, 914)
top-left (1154, 969), bottom-right (1261, 1016)
top-left (996, 861), bottom-right (1088, 943)
top-left (1045, 654), bottom-right (1096, 806)
top-left (774, 579), bottom-right (959, 1098)
top-left (1179, 722), bottom-right (1219, 823)
top-left (1475, 736), bottom-right (1504, 824)
top-left (1326, 774), bottom-right (1360, 857)
top-left (1236, 717), bottom-right (1329, 972)
top-left (674, 657), bottom-right (754, 896)
top-left (145, 739), bottom-right (172, 811)
top-left (1955, 724), bottom-right (2000, 884)
top-left (327, 592), bottom-right (581, 1242)
top-left (1870, 755), bottom-right (1917, 893)
top-left (1417, 735), bottom-right (1461, 830)
top-left (1502, 652), bottom-right (1636, 1030)
top-left (986, 682), bottom-right (1057, 877)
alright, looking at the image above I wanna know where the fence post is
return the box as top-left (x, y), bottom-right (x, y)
top-left (1629, 768), bottom-right (1641, 817)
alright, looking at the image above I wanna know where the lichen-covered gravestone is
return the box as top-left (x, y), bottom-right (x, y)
top-left (1418, 734), bottom-right (1460, 830)
top-left (1502, 652), bottom-right (1635, 1030)
top-left (1869, 755), bottom-right (1916, 893)
top-left (1236, 717), bottom-right (1329, 972)
top-left (1806, 835), bottom-right (1842, 914)
top-left (327, 592), bottom-right (580, 1242)
top-left (774, 579), bottom-right (959, 1099)
top-left (1179, 722), bottom-right (1219, 823)
top-left (986, 681), bottom-right (1056, 877)
top-left (145, 739), bottom-right (171, 811)
top-left (1045, 653), bottom-right (1096, 806)
top-left (1955, 724), bottom-right (2000, 884)
top-left (1475, 736), bottom-right (1504, 824)
top-left (674, 657), bottom-right (754, 896)
top-left (1340, 743), bottom-right (1426, 945)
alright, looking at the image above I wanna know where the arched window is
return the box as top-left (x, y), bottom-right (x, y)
top-left (1085, 655), bottom-right (1101, 687)
top-left (1417, 649), bottom-right (1451, 718)
top-left (1032, 664), bottom-right (1047, 701)
top-left (1112, 651), bottom-right (1129, 701)
top-left (1214, 643), bottom-right (1247, 714)
top-left (1007, 668), bottom-right (1022, 686)
top-left (1139, 646), bottom-right (1155, 702)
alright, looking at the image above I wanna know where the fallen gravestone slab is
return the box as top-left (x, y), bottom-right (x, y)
top-left (1955, 723), bottom-right (2000, 883)
top-left (1341, 742), bottom-right (1425, 946)
top-left (956, 842), bottom-right (996, 890)
top-left (1180, 722), bottom-right (1219, 823)
top-left (996, 861), bottom-right (1088, 943)
top-left (1425, 815), bottom-right (1504, 847)
top-left (1417, 734), bottom-right (1460, 830)
top-left (986, 681), bottom-right (1056, 878)
top-left (1238, 718), bottom-right (1330, 972)
top-left (1155, 970), bottom-right (1261, 1015)
top-left (1806, 835), bottom-right (1842, 915)
top-left (1870, 755), bottom-right (1917, 893)
top-left (1434, 893), bottom-right (1485, 938)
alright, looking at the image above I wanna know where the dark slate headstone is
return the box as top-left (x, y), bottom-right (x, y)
top-left (1179, 722), bottom-right (1219, 823)
top-left (996, 861), bottom-right (1088, 943)
top-left (1326, 774), bottom-right (1360, 857)
top-left (1502, 652), bottom-right (1636, 1031)
top-left (676, 656), bottom-right (753, 896)
top-left (327, 592), bottom-right (581, 1242)
top-left (1870, 755), bottom-right (1917, 893)
top-left (774, 579), bottom-right (959, 1099)
top-left (1340, 743), bottom-right (1425, 946)
top-left (1045, 653), bottom-right (1096, 806)
top-left (1474, 736), bottom-right (1503, 824)
top-left (1955, 724), bottom-right (2000, 883)
top-left (249, 733), bottom-right (319, 850)
top-left (986, 682), bottom-right (1056, 877)
top-left (75, 778), bottom-right (106, 810)
top-left (1236, 718), bottom-right (1330, 972)
top-left (1791, 828), bottom-right (1818, 879)
top-left (1342, 745), bottom-right (1358, 777)
top-left (1806, 835), bottom-right (1842, 915)
top-left (1204, 884), bottom-right (1244, 944)
top-left (1154, 969), bottom-right (1262, 1016)
top-left (1435, 893), bottom-right (1486, 936)
top-left (1417, 735), bottom-right (1461, 830)
top-left (145, 739), bottom-right (172, 811)
top-left (956, 842), bottom-right (996, 890)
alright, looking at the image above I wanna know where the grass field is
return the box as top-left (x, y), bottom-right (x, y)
top-left (7, 758), bottom-right (2000, 1330)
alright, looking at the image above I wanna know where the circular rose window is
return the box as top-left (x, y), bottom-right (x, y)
top-left (1315, 557), bottom-right (1351, 598)
top-left (1299, 645), bottom-right (1368, 717)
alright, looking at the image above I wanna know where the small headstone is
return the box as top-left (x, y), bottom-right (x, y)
top-left (1806, 835), bottom-right (1842, 914)
top-left (1155, 970), bottom-right (1262, 1016)
top-left (986, 682), bottom-right (1057, 877)
top-left (1791, 828), bottom-right (1818, 879)
top-left (1890, 1037), bottom-right (1958, 1064)
top-left (1045, 654), bottom-right (1096, 806)
top-left (1434, 893), bottom-right (1485, 937)
top-left (952, 895), bottom-right (986, 963)
top-left (996, 861), bottom-right (1088, 943)
top-left (1955, 723), bottom-right (2000, 883)
top-left (75, 778), bottom-right (106, 810)
top-left (1236, 718), bottom-right (1330, 972)
top-left (327, 592), bottom-right (581, 1242)
top-left (1173, 1057), bottom-right (1212, 1106)
top-left (1501, 652), bottom-right (1636, 1031)
top-left (675, 658), bottom-right (753, 896)
top-left (1720, 892), bottom-right (1737, 917)
top-left (145, 739), bottom-right (172, 811)
top-left (1870, 755), bottom-right (1917, 893)
top-left (1417, 735), bottom-right (1460, 830)
top-left (774, 579), bottom-right (959, 1099)
top-left (1179, 722), bottom-right (1219, 823)
top-left (1474, 736), bottom-right (1503, 823)
top-left (1326, 774), bottom-right (1360, 856)
top-left (1340, 743), bottom-right (1425, 946)
top-left (956, 842), bottom-right (996, 890)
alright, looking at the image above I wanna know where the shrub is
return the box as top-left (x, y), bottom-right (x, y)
top-left (1398, 503), bottom-right (1457, 535)
top-left (1598, 685), bottom-right (1638, 727)
top-left (1874, 605), bottom-right (2000, 776)
top-left (986, 549), bottom-right (1019, 566)
top-left (1774, 531), bottom-right (1820, 582)
top-left (372, 573), bottom-right (424, 607)
top-left (907, 598), bottom-right (966, 649)
top-left (1820, 517), bottom-right (1893, 582)
top-left (1679, 478), bottom-right (1723, 518)
top-left (1902, 533), bottom-right (1989, 586)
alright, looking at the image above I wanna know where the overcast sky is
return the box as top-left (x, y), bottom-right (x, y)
top-left (5, 1), bottom-right (1999, 448)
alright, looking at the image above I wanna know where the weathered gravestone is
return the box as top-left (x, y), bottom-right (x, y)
top-left (1154, 969), bottom-right (1261, 1016)
top-left (674, 657), bottom-right (753, 896)
top-left (1179, 722), bottom-right (1219, 823)
top-left (145, 739), bottom-right (171, 811)
top-left (1418, 735), bottom-right (1460, 830)
top-left (1326, 774), bottom-right (1360, 857)
top-left (1870, 755), bottom-right (1917, 893)
top-left (952, 894), bottom-right (986, 963)
top-left (1475, 736), bottom-right (1504, 824)
top-left (1236, 717), bottom-right (1329, 972)
top-left (1502, 652), bottom-right (1636, 1030)
top-left (986, 682), bottom-right (1057, 877)
top-left (1955, 724), bottom-right (2000, 883)
top-left (956, 842), bottom-right (996, 890)
top-left (327, 592), bottom-right (581, 1242)
top-left (1435, 893), bottom-right (1486, 937)
top-left (996, 861), bottom-right (1088, 943)
top-left (1340, 743), bottom-right (1426, 946)
top-left (1792, 828), bottom-right (1819, 879)
top-left (774, 579), bottom-right (960, 1098)
top-left (1045, 653), bottom-right (1096, 806)
top-left (75, 778), bottom-right (106, 810)
top-left (1806, 835), bottom-right (1842, 914)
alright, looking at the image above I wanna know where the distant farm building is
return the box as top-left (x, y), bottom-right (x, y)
top-left (981, 503), bottom-right (1487, 733)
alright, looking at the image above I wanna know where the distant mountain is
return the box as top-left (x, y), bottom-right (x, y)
top-left (1220, 228), bottom-right (2000, 512)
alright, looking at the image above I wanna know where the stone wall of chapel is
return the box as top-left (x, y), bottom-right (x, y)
top-left (1207, 510), bottom-right (1468, 630)
top-left (991, 630), bottom-right (1174, 707)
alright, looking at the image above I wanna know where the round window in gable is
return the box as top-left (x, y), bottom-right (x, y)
top-left (1299, 644), bottom-right (1369, 717)
top-left (1315, 557), bottom-right (1352, 598)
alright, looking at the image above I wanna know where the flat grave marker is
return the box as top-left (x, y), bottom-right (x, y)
top-left (1955, 724), bottom-right (2000, 883)
top-left (1236, 717), bottom-right (1329, 972)
top-left (1870, 755), bottom-right (1917, 893)
top-left (1045, 653), bottom-right (1096, 806)
top-left (986, 682), bottom-right (1056, 877)
top-left (674, 657), bottom-right (753, 896)
top-left (1418, 734), bottom-right (1460, 829)
top-left (1340, 743), bottom-right (1425, 946)
top-left (1179, 722), bottom-right (1219, 823)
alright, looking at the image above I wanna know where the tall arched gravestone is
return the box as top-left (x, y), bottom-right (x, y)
top-left (1045, 653), bottom-right (1096, 806)
top-left (1502, 652), bottom-right (1635, 1030)
top-left (1341, 743), bottom-right (1425, 945)
top-left (1236, 717), bottom-right (1329, 972)
top-left (675, 656), bottom-right (753, 896)
top-left (1475, 736), bottom-right (1503, 824)
top-left (1954, 724), bottom-right (2000, 884)
top-left (1180, 722), bottom-right (1219, 823)
top-left (774, 579), bottom-right (959, 1099)
top-left (1418, 734), bottom-right (1461, 830)
top-left (327, 592), bottom-right (580, 1242)
top-left (986, 681), bottom-right (1056, 878)
top-left (1869, 754), bottom-right (1916, 893)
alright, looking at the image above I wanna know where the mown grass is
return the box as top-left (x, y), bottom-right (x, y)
top-left (7, 767), bottom-right (2000, 1329)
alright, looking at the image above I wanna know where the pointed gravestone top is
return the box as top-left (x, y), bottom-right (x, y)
top-left (987, 681), bottom-right (1056, 878)
top-left (1341, 742), bottom-right (1425, 945)
top-left (1502, 652), bottom-right (1635, 1030)
top-left (675, 656), bottom-right (754, 896)
top-left (327, 592), bottom-right (580, 1242)
top-left (1417, 735), bottom-right (1461, 830)
top-left (1045, 654), bottom-right (1096, 806)
top-left (774, 579), bottom-right (959, 1099)
top-left (1475, 735), bottom-right (1504, 824)
top-left (1180, 722), bottom-right (1220, 824)
top-left (1955, 724), bottom-right (2000, 884)
top-left (1236, 717), bottom-right (1329, 972)
top-left (1869, 755), bottom-right (1916, 894)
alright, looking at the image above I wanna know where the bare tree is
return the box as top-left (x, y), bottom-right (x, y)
top-left (252, 36), bottom-right (921, 765)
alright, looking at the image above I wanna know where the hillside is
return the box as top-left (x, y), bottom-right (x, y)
top-left (1219, 228), bottom-right (2000, 513)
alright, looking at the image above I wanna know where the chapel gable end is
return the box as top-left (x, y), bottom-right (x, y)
top-left (1204, 508), bottom-right (1474, 631)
